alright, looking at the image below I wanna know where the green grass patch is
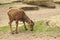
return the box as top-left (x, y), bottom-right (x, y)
top-left (0, 20), bottom-right (60, 33)
top-left (34, 20), bottom-right (60, 33)
top-left (0, 26), bottom-right (9, 32)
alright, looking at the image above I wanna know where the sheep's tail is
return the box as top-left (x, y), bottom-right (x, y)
top-left (9, 7), bottom-right (13, 9)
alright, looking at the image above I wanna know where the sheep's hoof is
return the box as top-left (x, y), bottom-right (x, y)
top-left (31, 29), bottom-right (33, 31)
top-left (25, 29), bottom-right (28, 31)
top-left (11, 32), bottom-right (14, 34)
top-left (15, 32), bottom-right (18, 34)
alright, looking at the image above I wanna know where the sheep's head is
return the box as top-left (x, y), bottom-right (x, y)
top-left (29, 20), bottom-right (34, 31)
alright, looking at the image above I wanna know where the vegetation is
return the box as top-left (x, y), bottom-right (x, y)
top-left (34, 21), bottom-right (60, 32)
top-left (0, 26), bottom-right (9, 32)
top-left (0, 20), bottom-right (60, 33)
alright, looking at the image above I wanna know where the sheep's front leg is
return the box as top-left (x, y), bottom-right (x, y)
top-left (23, 21), bottom-right (28, 30)
top-left (30, 26), bottom-right (33, 31)
top-left (15, 21), bottom-right (18, 34)
top-left (9, 20), bottom-right (14, 34)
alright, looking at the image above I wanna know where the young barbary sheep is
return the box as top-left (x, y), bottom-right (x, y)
top-left (7, 7), bottom-right (34, 34)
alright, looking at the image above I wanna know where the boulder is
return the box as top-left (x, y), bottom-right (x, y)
top-left (54, 0), bottom-right (60, 3)
top-left (23, 0), bottom-right (55, 8)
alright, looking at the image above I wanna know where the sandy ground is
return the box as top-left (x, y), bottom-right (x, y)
top-left (0, 3), bottom-right (60, 26)
top-left (0, 2), bottom-right (60, 40)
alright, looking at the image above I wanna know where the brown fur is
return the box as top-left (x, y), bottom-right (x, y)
top-left (7, 7), bottom-right (34, 34)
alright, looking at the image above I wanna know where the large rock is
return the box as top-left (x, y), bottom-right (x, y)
top-left (54, 0), bottom-right (60, 3)
top-left (23, 0), bottom-right (55, 8)
top-left (20, 6), bottom-right (39, 11)
top-left (54, 0), bottom-right (60, 2)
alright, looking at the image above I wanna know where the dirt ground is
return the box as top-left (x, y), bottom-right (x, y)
top-left (0, 31), bottom-right (60, 40)
top-left (0, 2), bottom-right (60, 40)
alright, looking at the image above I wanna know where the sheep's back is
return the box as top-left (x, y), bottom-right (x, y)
top-left (7, 8), bottom-right (26, 20)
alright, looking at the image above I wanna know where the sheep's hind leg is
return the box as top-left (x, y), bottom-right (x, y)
top-left (9, 20), bottom-right (14, 34)
top-left (15, 21), bottom-right (18, 34)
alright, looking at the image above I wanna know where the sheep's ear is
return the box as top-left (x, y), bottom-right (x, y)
top-left (9, 7), bottom-right (13, 9)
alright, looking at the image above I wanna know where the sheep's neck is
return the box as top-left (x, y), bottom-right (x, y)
top-left (25, 17), bottom-right (31, 24)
